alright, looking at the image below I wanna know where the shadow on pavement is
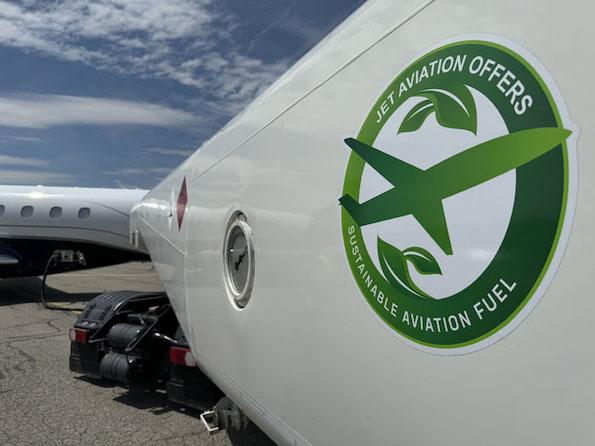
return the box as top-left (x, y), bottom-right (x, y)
top-left (0, 276), bottom-right (99, 306)
top-left (0, 275), bottom-right (162, 308)
top-left (85, 378), bottom-right (276, 445)
top-left (114, 385), bottom-right (196, 416)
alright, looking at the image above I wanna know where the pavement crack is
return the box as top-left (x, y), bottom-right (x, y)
top-left (46, 316), bottom-right (69, 333)
top-left (0, 331), bottom-right (67, 345)
top-left (5, 343), bottom-right (37, 373)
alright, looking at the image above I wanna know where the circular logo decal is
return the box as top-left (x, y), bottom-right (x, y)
top-left (340, 37), bottom-right (576, 354)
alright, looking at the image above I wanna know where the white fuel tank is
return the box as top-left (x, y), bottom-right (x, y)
top-left (133, 1), bottom-right (595, 444)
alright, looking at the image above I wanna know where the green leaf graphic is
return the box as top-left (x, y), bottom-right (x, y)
top-left (398, 83), bottom-right (477, 135)
top-left (440, 83), bottom-right (477, 133)
top-left (403, 246), bottom-right (442, 275)
top-left (377, 237), bottom-right (434, 300)
top-left (398, 99), bottom-right (434, 133)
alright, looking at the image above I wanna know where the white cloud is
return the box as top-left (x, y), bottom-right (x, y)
top-left (0, 94), bottom-right (197, 128)
top-left (0, 169), bottom-right (74, 185)
top-left (0, 154), bottom-right (47, 166)
top-left (8, 135), bottom-right (45, 143)
top-left (144, 147), bottom-right (194, 157)
top-left (0, 0), bottom-right (289, 112)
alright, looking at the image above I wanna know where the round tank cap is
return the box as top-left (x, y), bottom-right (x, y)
top-left (223, 212), bottom-right (254, 309)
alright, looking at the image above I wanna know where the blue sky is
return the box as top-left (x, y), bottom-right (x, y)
top-left (0, 0), bottom-right (364, 189)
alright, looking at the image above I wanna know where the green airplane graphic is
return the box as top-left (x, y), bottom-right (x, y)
top-left (340, 127), bottom-right (571, 255)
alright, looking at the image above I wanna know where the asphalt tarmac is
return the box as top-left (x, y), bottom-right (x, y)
top-left (0, 262), bottom-right (275, 446)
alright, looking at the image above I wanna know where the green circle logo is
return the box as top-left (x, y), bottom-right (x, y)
top-left (340, 37), bottom-right (576, 354)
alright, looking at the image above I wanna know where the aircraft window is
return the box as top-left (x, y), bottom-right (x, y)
top-left (21, 205), bottom-right (33, 218)
top-left (50, 207), bottom-right (62, 218)
top-left (0, 205), bottom-right (4, 217)
top-left (78, 207), bottom-right (91, 219)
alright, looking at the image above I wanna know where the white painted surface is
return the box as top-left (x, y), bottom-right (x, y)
top-left (134, 0), bottom-right (595, 444)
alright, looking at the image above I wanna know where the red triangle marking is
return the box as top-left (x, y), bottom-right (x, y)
top-left (176, 177), bottom-right (188, 230)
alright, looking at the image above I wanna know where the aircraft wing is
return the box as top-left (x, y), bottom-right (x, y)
top-left (427, 127), bottom-right (571, 198)
top-left (340, 189), bottom-right (410, 225)
top-left (344, 138), bottom-right (423, 184)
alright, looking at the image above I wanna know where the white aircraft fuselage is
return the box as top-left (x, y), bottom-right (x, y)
top-left (0, 185), bottom-right (148, 277)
